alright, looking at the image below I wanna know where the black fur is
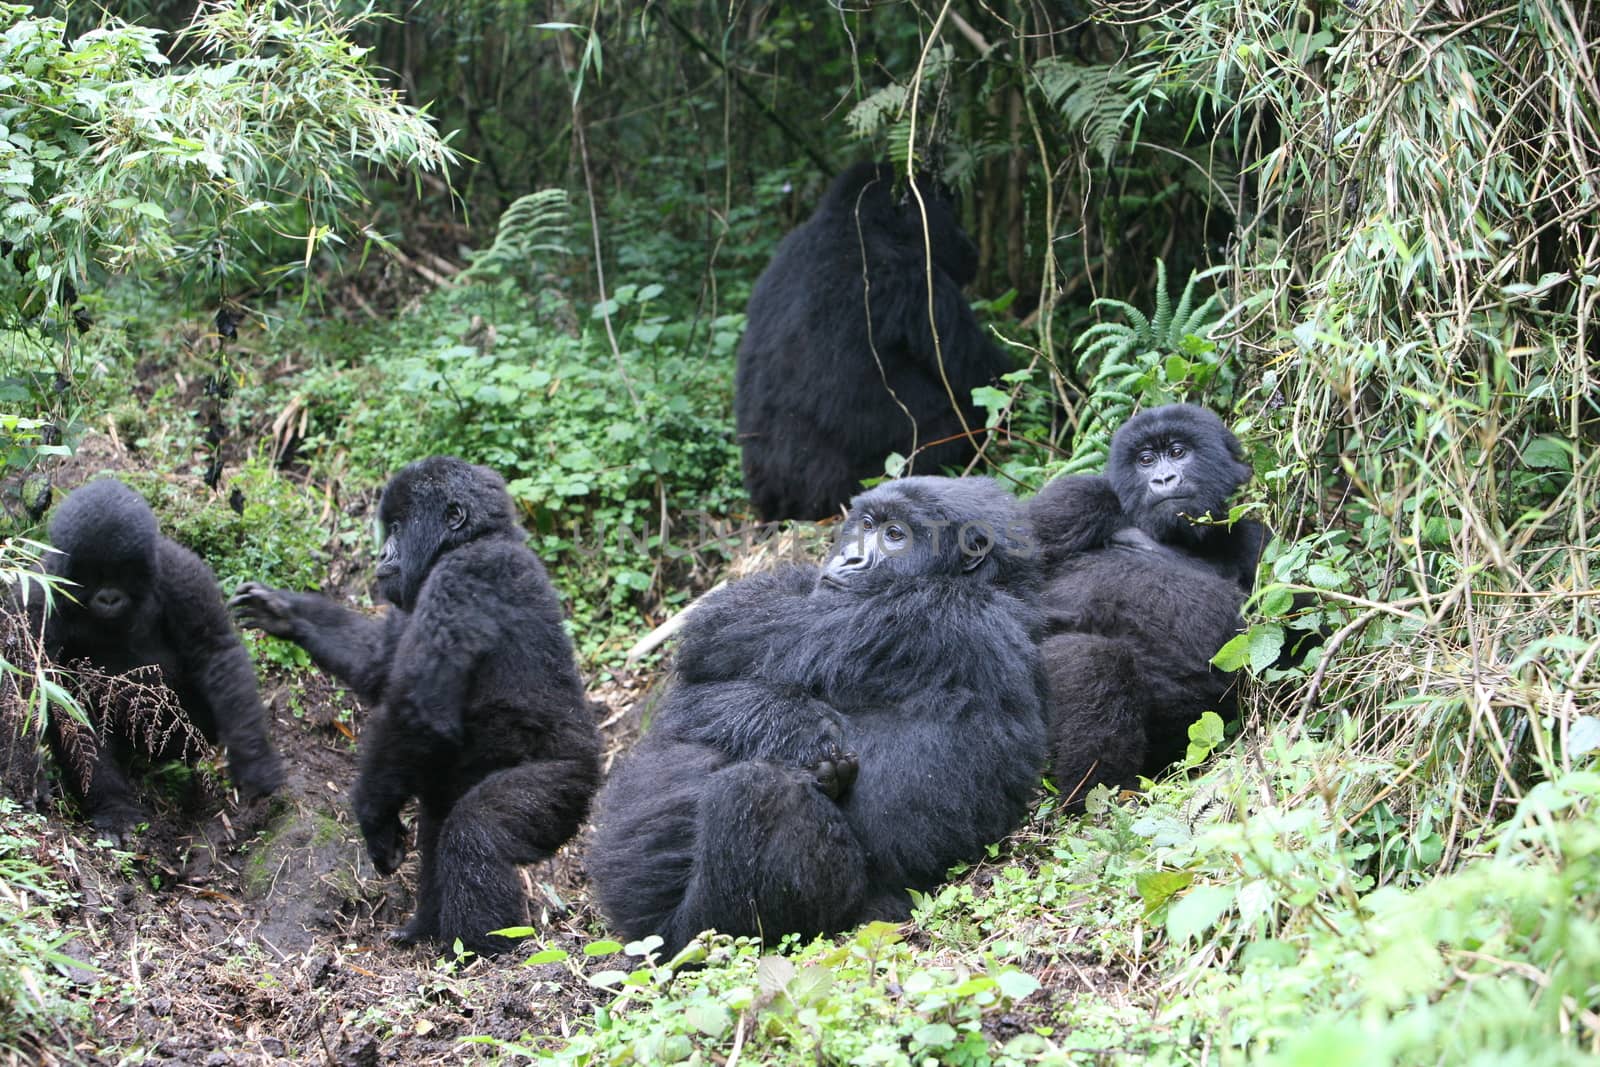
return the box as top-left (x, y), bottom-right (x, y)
top-left (734, 162), bottom-right (1013, 521)
top-left (40, 478), bottom-right (284, 831)
top-left (1029, 404), bottom-right (1262, 803)
top-left (231, 457), bottom-right (599, 955)
top-left (589, 476), bottom-right (1046, 955)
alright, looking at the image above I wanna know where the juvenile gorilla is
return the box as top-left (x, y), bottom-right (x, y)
top-left (589, 477), bottom-right (1046, 955)
top-left (39, 479), bottom-right (284, 831)
top-left (1029, 405), bottom-right (1262, 803)
top-left (231, 457), bottom-right (599, 955)
top-left (735, 162), bottom-right (1013, 521)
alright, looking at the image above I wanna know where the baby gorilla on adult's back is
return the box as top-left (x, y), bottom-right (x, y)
top-left (589, 476), bottom-right (1046, 955)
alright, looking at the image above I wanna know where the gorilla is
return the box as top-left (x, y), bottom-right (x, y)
top-left (230, 457), bottom-right (599, 955)
top-left (589, 476), bottom-right (1046, 955)
top-left (1029, 404), bottom-right (1263, 804)
top-left (734, 161), bottom-right (1014, 521)
top-left (37, 478), bottom-right (284, 832)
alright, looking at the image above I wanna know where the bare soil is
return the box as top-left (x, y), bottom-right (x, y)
top-left (14, 646), bottom-right (658, 1065)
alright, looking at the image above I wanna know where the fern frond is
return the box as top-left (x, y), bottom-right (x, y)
top-left (1151, 259), bottom-right (1173, 336)
top-left (461, 189), bottom-right (571, 285)
top-left (1033, 58), bottom-right (1135, 167)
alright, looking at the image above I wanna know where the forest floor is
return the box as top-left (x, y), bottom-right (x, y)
top-left (28, 612), bottom-right (661, 1066)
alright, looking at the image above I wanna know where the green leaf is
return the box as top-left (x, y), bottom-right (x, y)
top-left (1135, 869), bottom-right (1194, 911)
top-left (1211, 632), bottom-right (1250, 671)
top-left (757, 955), bottom-right (796, 994)
top-left (1524, 435), bottom-right (1572, 471)
top-left (1248, 623), bottom-right (1285, 674)
top-left (1306, 563), bottom-right (1347, 590)
top-left (1185, 710), bottom-right (1227, 766)
top-left (995, 969), bottom-right (1041, 1001)
top-left (583, 939), bottom-right (624, 956)
top-left (683, 1002), bottom-right (730, 1039)
top-left (910, 1022), bottom-right (959, 1050)
top-left (521, 947), bottom-right (569, 966)
top-left (1166, 883), bottom-right (1235, 943)
top-left (1570, 717), bottom-right (1600, 757)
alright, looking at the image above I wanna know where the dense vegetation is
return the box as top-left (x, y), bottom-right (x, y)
top-left (1, 0), bottom-right (1597, 1063)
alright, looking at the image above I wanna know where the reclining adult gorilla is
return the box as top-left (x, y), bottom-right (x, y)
top-left (1030, 404), bottom-right (1263, 804)
top-left (230, 457), bottom-right (600, 955)
top-left (36, 478), bottom-right (284, 833)
top-left (589, 476), bottom-right (1046, 955)
top-left (735, 161), bottom-right (1014, 521)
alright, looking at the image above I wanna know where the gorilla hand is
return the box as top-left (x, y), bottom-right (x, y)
top-left (806, 742), bottom-right (857, 799)
top-left (229, 582), bottom-right (300, 639)
top-left (359, 810), bottom-right (407, 876)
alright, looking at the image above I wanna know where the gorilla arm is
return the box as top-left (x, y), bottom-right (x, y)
top-left (230, 582), bottom-right (396, 703)
top-left (1028, 475), bottom-right (1131, 566)
top-left (672, 566), bottom-right (819, 684)
top-left (380, 549), bottom-right (511, 745)
top-left (161, 544), bottom-right (285, 798)
top-left (662, 568), bottom-right (857, 793)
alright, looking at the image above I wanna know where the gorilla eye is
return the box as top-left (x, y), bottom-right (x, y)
top-left (860, 515), bottom-right (876, 531)
top-left (884, 523), bottom-right (907, 543)
top-left (1169, 443), bottom-right (1187, 459)
top-left (1137, 450), bottom-right (1157, 467)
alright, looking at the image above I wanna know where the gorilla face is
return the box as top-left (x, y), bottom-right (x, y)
top-left (70, 559), bottom-right (152, 626)
top-left (375, 457), bottom-right (520, 611)
top-left (1109, 405), bottom-right (1252, 546)
top-left (47, 479), bottom-right (160, 632)
top-left (820, 476), bottom-right (1036, 593)
top-left (374, 503), bottom-right (464, 611)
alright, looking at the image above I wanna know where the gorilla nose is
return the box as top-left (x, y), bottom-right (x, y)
top-left (90, 588), bottom-right (130, 619)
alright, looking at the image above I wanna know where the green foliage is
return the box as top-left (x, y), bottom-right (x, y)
top-left (0, 1), bottom-right (457, 329)
top-left (113, 459), bottom-right (327, 595)
top-left (283, 282), bottom-right (743, 665)
top-left (458, 189), bottom-right (572, 288)
top-left (1062, 261), bottom-right (1230, 472)
top-left (0, 800), bottom-right (89, 1055)
top-left (480, 923), bottom-right (1053, 1064)
top-left (1033, 59), bottom-right (1135, 168)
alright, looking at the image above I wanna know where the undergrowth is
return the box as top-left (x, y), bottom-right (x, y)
top-left (269, 280), bottom-right (745, 666)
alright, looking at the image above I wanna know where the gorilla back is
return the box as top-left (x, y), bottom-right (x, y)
top-left (734, 162), bottom-right (1012, 521)
top-left (589, 476), bottom-right (1046, 954)
top-left (232, 457), bottom-right (599, 955)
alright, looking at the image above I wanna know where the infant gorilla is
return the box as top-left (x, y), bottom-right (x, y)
top-left (38, 478), bottom-right (283, 832)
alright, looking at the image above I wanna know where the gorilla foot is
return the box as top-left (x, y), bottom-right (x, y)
top-left (387, 920), bottom-right (434, 948)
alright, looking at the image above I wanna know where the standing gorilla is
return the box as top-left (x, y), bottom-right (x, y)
top-left (589, 477), bottom-right (1045, 955)
top-left (38, 478), bottom-right (284, 832)
top-left (1029, 405), bottom-right (1262, 803)
top-left (735, 162), bottom-right (1014, 521)
top-left (231, 457), bottom-right (599, 955)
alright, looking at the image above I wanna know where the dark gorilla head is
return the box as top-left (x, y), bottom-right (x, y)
top-left (821, 476), bottom-right (1038, 594)
top-left (375, 457), bottom-right (520, 610)
top-left (1108, 404), bottom-right (1253, 546)
top-left (48, 478), bottom-right (158, 626)
top-left (833, 161), bottom-right (977, 287)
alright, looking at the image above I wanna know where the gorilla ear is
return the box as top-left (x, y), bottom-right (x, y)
top-left (445, 502), bottom-right (467, 531)
top-left (961, 531), bottom-right (993, 573)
